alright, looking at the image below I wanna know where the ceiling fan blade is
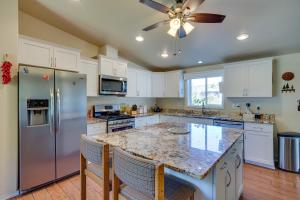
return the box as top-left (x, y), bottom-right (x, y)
top-left (186, 13), bottom-right (225, 23)
top-left (178, 26), bottom-right (187, 38)
top-left (182, 0), bottom-right (205, 12)
top-left (143, 20), bottom-right (170, 31)
top-left (139, 0), bottom-right (170, 14)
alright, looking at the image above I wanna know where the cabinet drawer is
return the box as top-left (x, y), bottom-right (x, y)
top-left (244, 123), bottom-right (273, 133)
top-left (87, 123), bottom-right (107, 135)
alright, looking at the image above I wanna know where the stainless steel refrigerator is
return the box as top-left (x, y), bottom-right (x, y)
top-left (19, 66), bottom-right (87, 192)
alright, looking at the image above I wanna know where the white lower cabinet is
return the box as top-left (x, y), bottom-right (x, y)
top-left (135, 115), bottom-right (160, 128)
top-left (87, 122), bottom-right (107, 135)
top-left (244, 123), bottom-right (274, 169)
top-left (160, 115), bottom-right (213, 125)
top-left (213, 139), bottom-right (243, 200)
top-left (135, 117), bottom-right (147, 128)
top-left (146, 115), bottom-right (160, 125)
top-left (235, 139), bottom-right (244, 200)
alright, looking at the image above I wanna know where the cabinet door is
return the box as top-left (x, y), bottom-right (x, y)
top-left (159, 115), bottom-right (179, 123)
top-left (214, 160), bottom-right (227, 200)
top-left (235, 140), bottom-right (244, 200)
top-left (151, 72), bottom-right (165, 97)
top-left (113, 61), bottom-right (127, 77)
top-left (224, 64), bottom-right (248, 97)
top-left (53, 47), bottom-right (80, 72)
top-left (19, 37), bottom-right (53, 68)
top-left (146, 115), bottom-right (160, 125)
top-left (164, 71), bottom-right (184, 97)
top-left (225, 147), bottom-right (237, 200)
top-left (244, 131), bottom-right (274, 167)
top-left (135, 117), bottom-right (147, 128)
top-left (126, 68), bottom-right (137, 97)
top-left (100, 57), bottom-right (114, 76)
top-left (79, 59), bottom-right (98, 97)
top-left (248, 60), bottom-right (273, 97)
top-left (137, 70), bottom-right (149, 97)
top-left (87, 123), bottom-right (107, 135)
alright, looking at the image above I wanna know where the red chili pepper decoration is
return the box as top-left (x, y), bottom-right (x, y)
top-left (1, 61), bottom-right (12, 84)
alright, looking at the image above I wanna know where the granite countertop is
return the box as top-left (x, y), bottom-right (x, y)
top-left (87, 118), bottom-right (107, 124)
top-left (132, 112), bottom-right (275, 124)
top-left (87, 122), bottom-right (243, 180)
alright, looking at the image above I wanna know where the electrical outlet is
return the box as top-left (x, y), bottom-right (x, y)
top-left (232, 103), bottom-right (241, 108)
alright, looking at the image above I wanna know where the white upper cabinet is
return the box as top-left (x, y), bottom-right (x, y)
top-left (99, 56), bottom-right (127, 77)
top-left (79, 58), bottom-right (98, 97)
top-left (53, 47), bottom-right (80, 72)
top-left (19, 37), bottom-right (53, 68)
top-left (126, 67), bottom-right (137, 97)
top-left (151, 72), bottom-right (165, 97)
top-left (224, 63), bottom-right (248, 97)
top-left (248, 60), bottom-right (273, 97)
top-left (224, 59), bottom-right (273, 97)
top-left (19, 36), bottom-right (80, 72)
top-left (126, 67), bottom-right (151, 97)
top-left (137, 70), bottom-right (151, 97)
top-left (164, 70), bottom-right (184, 98)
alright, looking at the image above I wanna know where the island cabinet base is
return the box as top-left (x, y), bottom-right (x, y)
top-left (166, 137), bottom-right (244, 200)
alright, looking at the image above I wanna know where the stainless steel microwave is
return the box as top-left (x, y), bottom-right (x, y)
top-left (99, 75), bottom-right (127, 96)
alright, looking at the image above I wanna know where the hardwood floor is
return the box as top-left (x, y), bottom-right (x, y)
top-left (12, 164), bottom-right (300, 200)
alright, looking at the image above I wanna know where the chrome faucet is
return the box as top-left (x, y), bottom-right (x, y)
top-left (202, 102), bottom-right (207, 115)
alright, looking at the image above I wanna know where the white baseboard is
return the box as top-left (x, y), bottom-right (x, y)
top-left (0, 191), bottom-right (19, 200)
top-left (245, 160), bottom-right (275, 170)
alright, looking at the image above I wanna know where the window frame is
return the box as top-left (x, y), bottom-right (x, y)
top-left (185, 70), bottom-right (224, 109)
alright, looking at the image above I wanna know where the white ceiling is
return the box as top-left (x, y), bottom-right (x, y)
top-left (19, 0), bottom-right (300, 69)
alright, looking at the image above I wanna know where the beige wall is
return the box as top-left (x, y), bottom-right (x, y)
top-left (0, 0), bottom-right (19, 199)
top-left (19, 11), bottom-right (99, 57)
top-left (157, 52), bottom-right (300, 133)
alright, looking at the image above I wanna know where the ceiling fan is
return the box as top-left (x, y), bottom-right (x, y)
top-left (139, 0), bottom-right (225, 38)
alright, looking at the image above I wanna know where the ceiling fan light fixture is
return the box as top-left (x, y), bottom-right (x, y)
top-left (183, 22), bottom-right (194, 35)
top-left (167, 28), bottom-right (178, 37)
top-left (170, 18), bottom-right (181, 31)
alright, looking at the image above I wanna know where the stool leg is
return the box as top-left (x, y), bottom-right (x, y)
top-left (80, 154), bottom-right (87, 200)
top-left (190, 194), bottom-right (194, 200)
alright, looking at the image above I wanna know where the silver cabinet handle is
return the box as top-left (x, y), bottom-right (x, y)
top-left (236, 154), bottom-right (242, 169)
top-left (226, 170), bottom-right (232, 187)
top-left (50, 88), bottom-right (55, 135)
top-left (54, 57), bottom-right (57, 67)
top-left (56, 88), bottom-right (61, 135)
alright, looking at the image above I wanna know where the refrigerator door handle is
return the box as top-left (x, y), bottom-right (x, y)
top-left (50, 88), bottom-right (55, 135)
top-left (56, 88), bottom-right (61, 135)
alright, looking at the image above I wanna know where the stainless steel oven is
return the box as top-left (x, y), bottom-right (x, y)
top-left (99, 75), bottom-right (127, 96)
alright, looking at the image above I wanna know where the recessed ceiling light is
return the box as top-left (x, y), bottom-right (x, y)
top-left (236, 33), bottom-right (249, 41)
top-left (71, 0), bottom-right (80, 2)
top-left (198, 60), bottom-right (203, 64)
top-left (135, 36), bottom-right (144, 42)
top-left (161, 52), bottom-right (168, 58)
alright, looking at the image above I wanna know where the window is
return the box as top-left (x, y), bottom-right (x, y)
top-left (185, 70), bottom-right (224, 109)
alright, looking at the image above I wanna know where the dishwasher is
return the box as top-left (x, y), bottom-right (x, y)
top-left (213, 119), bottom-right (244, 129)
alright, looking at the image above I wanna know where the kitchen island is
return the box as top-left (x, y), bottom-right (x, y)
top-left (86, 122), bottom-right (244, 200)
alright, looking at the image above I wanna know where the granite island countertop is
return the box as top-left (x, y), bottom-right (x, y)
top-left (87, 122), bottom-right (243, 180)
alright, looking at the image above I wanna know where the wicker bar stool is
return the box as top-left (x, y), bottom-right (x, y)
top-left (112, 147), bottom-right (195, 200)
top-left (80, 135), bottom-right (111, 200)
